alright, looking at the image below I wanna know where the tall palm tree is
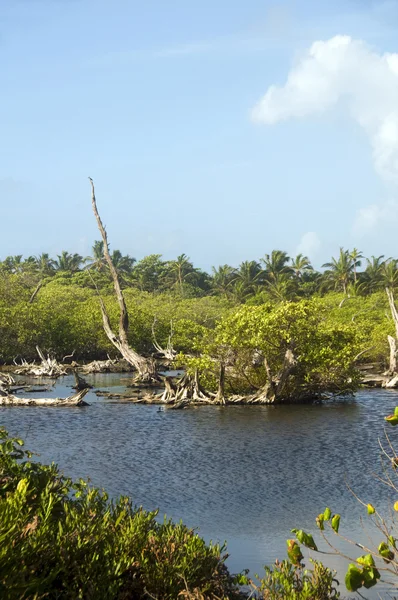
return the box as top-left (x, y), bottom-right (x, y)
top-left (322, 248), bottom-right (354, 294)
top-left (261, 250), bottom-right (292, 282)
top-left (55, 251), bottom-right (83, 273)
top-left (349, 248), bottom-right (363, 283)
top-left (381, 260), bottom-right (398, 290)
top-left (363, 255), bottom-right (386, 292)
top-left (84, 241), bottom-right (106, 272)
top-left (233, 260), bottom-right (262, 300)
top-left (164, 254), bottom-right (199, 293)
top-left (36, 253), bottom-right (56, 276)
top-left (211, 265), bottom-right (237, 298)
top-left (2, 255), bottom-right (24, 274)
top-left (290, 254), bottom-right (313, 279)
top-left (110, 250), bottom-right (136, 276)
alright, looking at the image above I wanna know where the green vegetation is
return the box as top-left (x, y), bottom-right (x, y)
top-left (2, 244), bottom-right (398, 400)
top-left (0, 428), bottom-right (340, 599)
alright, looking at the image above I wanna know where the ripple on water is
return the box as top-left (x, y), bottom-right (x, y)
top-left (1, 378), bottom-right (398, 598)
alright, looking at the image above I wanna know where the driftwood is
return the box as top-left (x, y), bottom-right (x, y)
top-left (152, 318), bottom-right (176, 360)
top-left (81, 358), bottom-right (119, 374)
top-left (14, 347), bottom-right (67, 378)
top-left (0, 388), bottom-right (89, 407)
top-left (72, 370), bottom-right (92, 391)
top-left (89, 178), bottom-right (157, 381)
top-left (0, 373), bottom-right (20, 397)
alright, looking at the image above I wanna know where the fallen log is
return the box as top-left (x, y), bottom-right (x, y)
top-left (0, 389), bottom-right (89, 407)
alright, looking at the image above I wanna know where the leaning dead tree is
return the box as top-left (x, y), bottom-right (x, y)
top-left (89, 178), bottom-right (157, 381)
top-left (384, 287), bottom-right (398, 387)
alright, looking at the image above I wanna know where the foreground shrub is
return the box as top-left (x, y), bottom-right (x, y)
top-left (250, 560), bottom-right (340, 599)
top-left (0, 428), bottom-right (342, 599)
top-left (0, 428), bottom-right (243, 599)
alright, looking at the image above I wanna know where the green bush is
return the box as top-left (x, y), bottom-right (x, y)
top-left (0, 429), bottom-right (344, 599)
top-left (0, 428), bottom-right (243, 599)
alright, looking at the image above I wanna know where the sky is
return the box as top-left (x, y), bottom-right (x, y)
top-left (1, 0), bottom-right (398, 270)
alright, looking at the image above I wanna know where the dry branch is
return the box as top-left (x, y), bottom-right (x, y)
top-left (88, 178), bottom-right (157, 381)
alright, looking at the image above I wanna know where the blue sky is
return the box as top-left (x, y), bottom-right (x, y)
top-left (1, 0), bottom-right (398, 270)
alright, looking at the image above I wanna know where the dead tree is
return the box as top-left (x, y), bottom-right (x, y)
top-left (384, 288), bottom-right (398, 386)
top-left (152, 318), bottom-right (176, 360)
top-left (89, 178), bottom-right (157, 381)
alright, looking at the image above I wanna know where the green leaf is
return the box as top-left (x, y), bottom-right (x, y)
top-left (367, 503), bottom-right (375, 515)
top-left (316, 514), bottom-right (325, 530)
top-left (357, 554), bottom-right (375, 567)
top-left (378, 541), bottom-right (394, 563)
top-left (384, 414), bottom-right (398, 426)
top-left (323, 507), bottom-right (331, 520)
top-left (291, 529), bottom-right (318, 551)
top-left (388, 535), bottom-right (397, 550)
top-left (331, 514), bottom-right (340, 533)
top-left (286, 539), bottom-right (303, 566)
top-left (362, 566), bottom-right (380, 589)
top-left (345, 564), bottom-right (363, 592)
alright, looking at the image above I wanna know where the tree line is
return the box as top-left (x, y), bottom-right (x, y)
top-left (0, 245), bottom-right (396, 301)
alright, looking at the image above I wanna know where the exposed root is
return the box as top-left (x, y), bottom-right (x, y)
top-left (14, 347), bottom-right (67, 378)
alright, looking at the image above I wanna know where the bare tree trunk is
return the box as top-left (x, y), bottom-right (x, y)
top-left (253, 349), bottom-right (297, 404)
top-left (387, 335), bottom-right (397, 376)
top-left (384, 288), bottom-right (398, 383)
top-left (275, 348), bottom-right (297, 397)
top-left (386, 288), bottom-right (398, 340)
top-left (213, 363), bottom-right (226, 405)
top-left (89, 178), bottom-right (157, 380)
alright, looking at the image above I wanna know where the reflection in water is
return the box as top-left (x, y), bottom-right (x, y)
top-left (1, 376), bottom-right (398, 598)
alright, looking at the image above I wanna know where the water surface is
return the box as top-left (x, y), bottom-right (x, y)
top-left (2, 375), bottom-right (398, 598)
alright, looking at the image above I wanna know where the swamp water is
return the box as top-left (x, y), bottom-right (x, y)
top-left (2, 373), bottom-right (398, 598)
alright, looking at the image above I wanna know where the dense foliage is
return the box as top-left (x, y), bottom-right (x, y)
top-left (1, 244), bottom-right (398, 398)
top-left (1, 245), bottom-right (397, 301)
top-left (0, 429), bottom-right (340, 599)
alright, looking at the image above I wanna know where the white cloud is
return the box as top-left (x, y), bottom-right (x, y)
top-left (352, 198), bottom-right (398, 236)
top-left (252, 35), bottom-right (398, 183)
top-left (295, 231), bottom-right (321, 259)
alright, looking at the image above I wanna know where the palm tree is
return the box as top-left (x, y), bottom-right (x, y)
top-left (2, 255), bottom-right (24, 274)
top-left (349, 248), bottom-right (363, 283)
top-left (363, 255), bottom-right (386, 292)
top-left (322, 248), bottom-right (354, 294)
top-left (230, 261), bottom-right (263, 301)
top-left (110, 250), bottom-right (136, 276)
top-left (22, 256), bottom-right (38, 272)
top-left (290, 254), bottom-right (313, 279)
top-left (164, 254), bottom-right (199, 294)
top-left (211, 265), bottom-right (237, 298)
top-left (265, 273), bottom-right (297, 301)
top-left (36, 253), bottom-right (56, 276)
top-left (381, 260), bottom-right (398, 290)
top-left (84, 241), bottom-right (106, 272)
top-left (261, 250), bottom-right (292, 282)
top-left (55, 251), bottom-right (83, 273)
